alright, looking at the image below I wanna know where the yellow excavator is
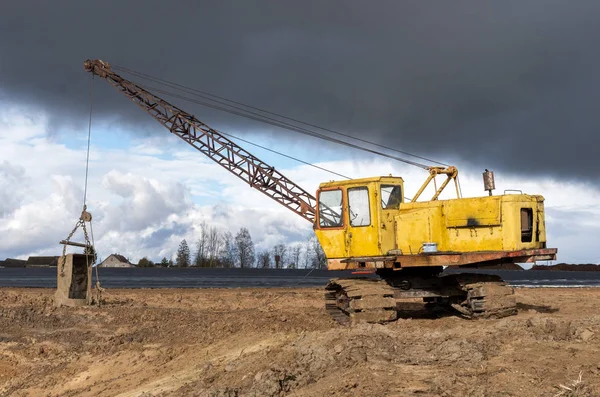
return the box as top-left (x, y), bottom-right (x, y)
top-left (84, 59), bottom-right (557, 323)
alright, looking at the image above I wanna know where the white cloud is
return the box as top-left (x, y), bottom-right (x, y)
top-left (1, 105), bottom-right (599, 264)
top-left (0, 174), bottom-right (82, 256)
top-left (100, 170), bottom-right (190, 231)
top-left (0, 160), bottom-right (29, 216)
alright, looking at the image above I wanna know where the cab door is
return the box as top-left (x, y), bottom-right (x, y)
top-left (346, 185), bottom-right (380, 257)
top-left (315, 187), bottom-right (348, 259)
top-left (379, 183), bottom-right (403, 255)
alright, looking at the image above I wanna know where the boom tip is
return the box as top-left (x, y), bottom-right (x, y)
top-left (83, 59), bottom-right (111, 74)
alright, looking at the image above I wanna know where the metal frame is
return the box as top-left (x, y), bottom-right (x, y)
top-left (412, 166), bottom-right (460, 202)
top-left (347, 186), bottom-right (372, 228)
top-left (84, 59), bottom-right (317, 223)
top-left (316, 187), bottom-right (346, 230)
top-left (335, 248), bottom-right (558, 270)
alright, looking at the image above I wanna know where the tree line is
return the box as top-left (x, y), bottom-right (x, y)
top-left (137, 221), bottom-right (327, 269)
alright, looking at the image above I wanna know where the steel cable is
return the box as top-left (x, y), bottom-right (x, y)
top-left (134, 82), bottom-right (430, 170)
top-left (113, 65), bottom-right (445, 169)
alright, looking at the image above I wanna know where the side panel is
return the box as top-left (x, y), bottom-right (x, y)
top-left (444, 196), bottom-right (502, 227)
top-left (395, 204), bottom-right (445, 254)
top-left (536, 198), bottom-right (547, 243)
top-left (444, 196), bottom-right (504, 251)
top-left (395, 194), bottom-right (548, 254)
top-left (501, 195), bottom-right (546, 251)
top-left (446, 225), bottom-right (503, 251)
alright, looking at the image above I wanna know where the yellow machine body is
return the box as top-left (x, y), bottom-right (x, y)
top-left (314, 176), bottom-right (550, 270)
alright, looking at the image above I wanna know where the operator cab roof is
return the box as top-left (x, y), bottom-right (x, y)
top-left (318, 175), bottom-right (404, 189)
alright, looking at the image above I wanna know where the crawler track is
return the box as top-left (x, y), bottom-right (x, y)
top-left (450, 274), bottom-right (518, 319)
top-left (325, 278), bottom-right (397, 325)
top-left (325, 273), bottom-right (518, 324)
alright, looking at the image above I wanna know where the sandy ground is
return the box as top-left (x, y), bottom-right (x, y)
top-left (1, 286), bottom-right (599, 397)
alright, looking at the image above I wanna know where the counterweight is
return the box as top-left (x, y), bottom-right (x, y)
top-left (84, 59), bottom-right (317, 222)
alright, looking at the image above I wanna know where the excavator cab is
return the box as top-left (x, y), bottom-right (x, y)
top-left (314, 176), bottom-right (404, 268)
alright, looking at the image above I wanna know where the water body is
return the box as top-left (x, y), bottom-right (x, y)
top-left (1, 267), bottom-right (600, 288)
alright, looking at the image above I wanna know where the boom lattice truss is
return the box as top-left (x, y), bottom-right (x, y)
top-left (84, 59), bottom-right (316, 222)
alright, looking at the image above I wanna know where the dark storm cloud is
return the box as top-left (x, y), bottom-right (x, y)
top-left (2, 1), bottom-right (600, 180)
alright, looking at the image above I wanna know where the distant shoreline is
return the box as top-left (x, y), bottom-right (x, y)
top-left (2, 260), bottom-right (600, 272)
top-left (530, 263), bottom-right (600, 272)
top-left (2, 263), bottom-right (600, 271)
top-left (453, 263), bottom-right (600, 272)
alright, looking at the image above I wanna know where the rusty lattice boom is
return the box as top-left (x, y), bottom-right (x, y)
top-left (84, 59), bottom-right (316, 222)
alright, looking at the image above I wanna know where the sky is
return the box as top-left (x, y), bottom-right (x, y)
top-left (1, 1), bottom-right (599, 264)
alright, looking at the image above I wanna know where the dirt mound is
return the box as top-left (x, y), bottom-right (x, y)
top-left (531, 263), bottom-right (600, 271)
top-left (1, 287), bottom-right (600, 396)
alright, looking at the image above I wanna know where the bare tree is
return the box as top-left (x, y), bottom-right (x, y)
top-left (234, 227), bottom-right (255, 268)
top-left (194, 221), bottom-right (209, 267)
top-left (290, 244), bottom-right (302, 269)
top-left (272, 243), bottom-right (287, 269)
top-left (206, 226), bottom-right (222, 267)
top-left (219, 231), bottom-right (236, 268)
top-left (257, 250), bottom-right (271, 268)
top-left (307, 235), bottom-right (327, 269)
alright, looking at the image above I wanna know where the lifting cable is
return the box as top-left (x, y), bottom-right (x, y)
top-left (216, 129), bottom-right (351, 180)
top-left (136, 82), bottom-right (431, 170)
top-left (84, 75), bottom-right (102, 296)
top-left (59, 74), bottom-right (102, 300)
top-left (112, 65), bottom-right (446, 169)
top-left (111, 65), bottom-right (462, 197)
top-left (83, 76), bottom-right (93, 208)
top-left (110, 69), bottom-right (353, 180)
top-left (138, 81), bottom-right (464, 198)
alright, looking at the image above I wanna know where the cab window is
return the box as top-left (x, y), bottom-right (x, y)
top-left (318, 189), bottom-right (343, 227)
top-left (348, 187), bottom-right (371, 227)
top-left (381, 184), bottom-right (402, 209)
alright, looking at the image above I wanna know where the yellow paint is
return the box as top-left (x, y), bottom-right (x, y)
top-left (379, 204), bottom-right (397, 255)
top-left (314, 176), bottom-right (549, 270)
top-left (315, 176), bottom-right (405, 260)
top-left (315, 227), bottom-right (348, 258)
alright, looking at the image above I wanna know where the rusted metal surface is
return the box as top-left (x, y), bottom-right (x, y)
top-left (59, 205), bottom-right (95, 276)
top-left (84, 59), bottom-right (317, 223)
top-left (394, 248), bottom-right (558, 267)
top-left (54, 254), bottom-right (93, 308)
top-left (341, 255), bottom-right (394, 263)
top-left (332, 248), bottom-right (558, 270)
top-left (483, 169), bottom-right (495, 193)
